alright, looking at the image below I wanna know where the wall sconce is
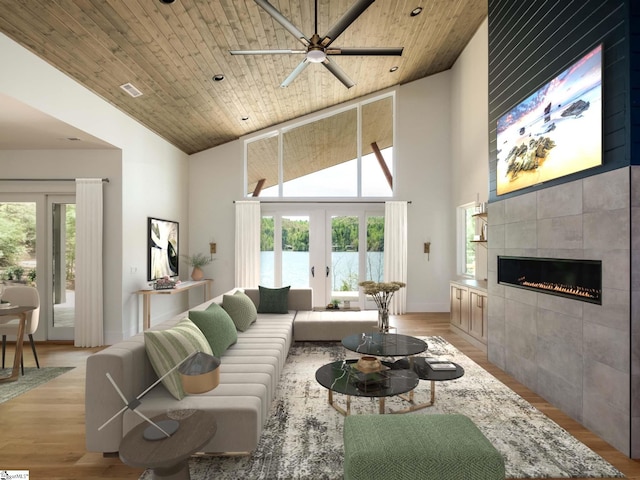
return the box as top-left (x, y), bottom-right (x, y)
top-left (424, 242), bottom-right (431, 261)
top-left (209, 242), bottom-right (217, 260)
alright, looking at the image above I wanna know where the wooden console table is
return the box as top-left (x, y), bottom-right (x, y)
top-left (136, 279), bottom-right (213, 330)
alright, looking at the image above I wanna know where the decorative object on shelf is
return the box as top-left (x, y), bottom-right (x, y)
top-left (154, 276), bottom-right (178, 290)
top-left (99, 351), bottom-right (220, 441)
top-left (328, 298), bottom-right (341, 310)
top-left (358, 281), bottom-right (406, 333)
top-left (182, 253), bottom-right (212, 281)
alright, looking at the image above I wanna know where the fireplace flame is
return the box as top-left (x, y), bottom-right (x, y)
top-left (517, 276), bottom-right (601, 300)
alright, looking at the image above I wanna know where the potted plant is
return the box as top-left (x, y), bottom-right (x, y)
top-left (182, 253), bottom-right (212, 281)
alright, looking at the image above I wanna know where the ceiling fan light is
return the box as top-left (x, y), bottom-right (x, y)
top-left (307, 49), bottom-right (327, 63)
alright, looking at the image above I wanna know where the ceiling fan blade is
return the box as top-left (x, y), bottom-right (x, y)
top-left (254, 0), bottom-right (310, 47)
top-left (280, 60), bottom-right (310, 88)
top-left (326, 47), bottom-right (404, 56)
top-left (321, 59), bottom-right (355, 89)
top-left (321, 0), bottom-right (375, 47)
top-left (230, 49), bottom-right (306, 55)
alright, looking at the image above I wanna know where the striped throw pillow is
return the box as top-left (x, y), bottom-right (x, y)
top-left (144, 318), bottom-right (213, 400)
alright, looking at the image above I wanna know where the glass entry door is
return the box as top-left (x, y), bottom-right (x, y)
top-left (261, 207), bottom-right (384, 309)
top-left (48, 195), bottom-right (75, 340)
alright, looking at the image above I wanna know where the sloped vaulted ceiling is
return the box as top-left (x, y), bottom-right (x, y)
top-left (0, 0), bottom-right (486, 154)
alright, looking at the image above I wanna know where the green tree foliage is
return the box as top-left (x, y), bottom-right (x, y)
top-left (331, 216), bottom-right (358, 252)
top-left (0, 203), bottom-right (36, 267)
top-left (261, 217), bottom-right (274, 251)
top-left (367, 216), bottom-right (384, 252)
top-left (282, 218), bottom-right (309, 251)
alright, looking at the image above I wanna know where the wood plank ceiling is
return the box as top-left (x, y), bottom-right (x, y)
top-left (0, 0), bottom-right (487, 155)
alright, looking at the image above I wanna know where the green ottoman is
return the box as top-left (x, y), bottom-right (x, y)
top-left (343, 414), bottom-right (505, 480)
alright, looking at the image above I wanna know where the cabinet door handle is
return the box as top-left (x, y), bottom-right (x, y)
top-left (311, 266), bottom-right (315, 277)
top-left (455, 288), bottom-right (461, 300)
top-left (326, 266), bottom-right (330, 277)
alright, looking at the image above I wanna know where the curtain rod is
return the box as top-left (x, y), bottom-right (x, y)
top-left (0, 178), bottom-right (110, 183)
top-left (233, 200), bottom-right (411, 204)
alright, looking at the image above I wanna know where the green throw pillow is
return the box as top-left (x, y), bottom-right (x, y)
top-left (257, 285), bottom-right (290, 314)
top-left (222, 290), bottom-right (258, 331)
top-left (144, 318), bottom-right (213, 400)
top-left (189, 303), bottom-right (238, 357)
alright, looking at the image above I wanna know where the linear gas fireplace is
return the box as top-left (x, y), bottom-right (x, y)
top-left (497, 256), bottom-right (602, 304)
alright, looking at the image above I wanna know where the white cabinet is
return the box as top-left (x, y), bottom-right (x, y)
top-left (449, 280), bottom-right (488, 351)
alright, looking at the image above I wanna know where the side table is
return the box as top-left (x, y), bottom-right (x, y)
top-left (119, 410), bottom-right (217, 480)
top-left (391, 357), bottom-right (464, 413)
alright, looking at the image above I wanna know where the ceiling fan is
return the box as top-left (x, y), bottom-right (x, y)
top-left (229, 0), bottom-right (403, 89)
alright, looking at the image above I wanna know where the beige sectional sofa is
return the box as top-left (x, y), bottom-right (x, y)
top-left (85, 287), bottom-right (312, 455)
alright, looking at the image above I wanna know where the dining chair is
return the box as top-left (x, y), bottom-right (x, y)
top-left (0, 285), bottom-right (41, 375)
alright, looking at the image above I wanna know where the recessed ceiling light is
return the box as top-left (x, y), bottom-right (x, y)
top-left (159, 0), bottom-right (175, 4)
top-left (66, 137), bottom-right (82, 142)
top-left (212, 74), bottom-right (225, 82)
top-left (389, 66), bottom-right (399, 73)
top-left (410, 7), bottom-right (423, 16)
top-left (241, 116), bottom-right (249, 121)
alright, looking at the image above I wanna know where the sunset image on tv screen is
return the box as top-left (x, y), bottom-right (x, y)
top-left (496, 44), bottom-right (602, 195)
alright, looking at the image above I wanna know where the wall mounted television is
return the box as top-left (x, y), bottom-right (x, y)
top-left (496, 44), bottom-right (602, 195)
top-left (147, 217), bottom-right (179, 281)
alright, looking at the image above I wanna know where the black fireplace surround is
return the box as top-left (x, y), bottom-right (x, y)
top-left (497, 256), bottom-right (602, 304)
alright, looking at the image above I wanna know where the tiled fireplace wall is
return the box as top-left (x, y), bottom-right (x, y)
top-left (487, 167), bottom-right (632, 455)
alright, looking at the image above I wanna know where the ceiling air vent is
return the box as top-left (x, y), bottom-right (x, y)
top-left (119, 82), bottom-right (143, 98)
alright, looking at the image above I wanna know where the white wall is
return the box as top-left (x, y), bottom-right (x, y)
top-left (450, 19), bottom-right (489, 280)
top-left (0, 33), bottom-right (190, 343)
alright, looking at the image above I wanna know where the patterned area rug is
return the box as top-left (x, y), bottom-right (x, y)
top-left (0, 367), bottom-right (74, 404)
top-left (140, 337), bottom-right (624, 479)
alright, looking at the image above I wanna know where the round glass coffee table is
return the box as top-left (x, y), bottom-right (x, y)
top-left (390, 357), bottom-right (465, 413)
top-left (341, 332), bottom-right (427, 357)
top-left (315, 359), bottom-right (419, 415)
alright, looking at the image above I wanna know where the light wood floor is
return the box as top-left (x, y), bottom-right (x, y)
top-left (1, 313), bottom-right (638, 480)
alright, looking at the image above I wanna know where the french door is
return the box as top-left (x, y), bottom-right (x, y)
top-left (47, 195), bottom-right (76, 340)
top-left (260, 206), bottom-right (384, 308)
top-left (0, 193), bottom-right (75, 341)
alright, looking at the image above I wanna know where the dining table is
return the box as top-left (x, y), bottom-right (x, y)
top-left (0, 305), bottom-right (36, 382)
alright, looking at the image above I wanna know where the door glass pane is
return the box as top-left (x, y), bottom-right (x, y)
top-left (362, 97), bottom-right (393, 197)
top-left (366, 215), bottom-right (384, 282)
top-left (0, 202), bottom-right (37, 287)
top-left (331, 216), bottom-right (359, 300)
top-left (282, 216), bottom-right (309, 287)
top-left (282, 109), bottom-right (357, 197)
top-left (52, 203), bottom-right (75, 328)
top-left (260, 216), bottom-right (275, 287)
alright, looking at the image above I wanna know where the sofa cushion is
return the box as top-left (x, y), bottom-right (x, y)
top-left (257, 285), bottom-right (290, 314)
top-left (189, 303), bottom-right (238, 357)
top-left (144, 318), bottom-right (213, 400)
top-left (223, 291), bottom-right (258, 331)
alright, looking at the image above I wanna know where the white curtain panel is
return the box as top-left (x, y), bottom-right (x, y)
top-left (235, 200), bottom-right (261, 288)
top-left (384, 201), bottom-right (408, 314)
top-left (74, 178), bottom-right (104, 347)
